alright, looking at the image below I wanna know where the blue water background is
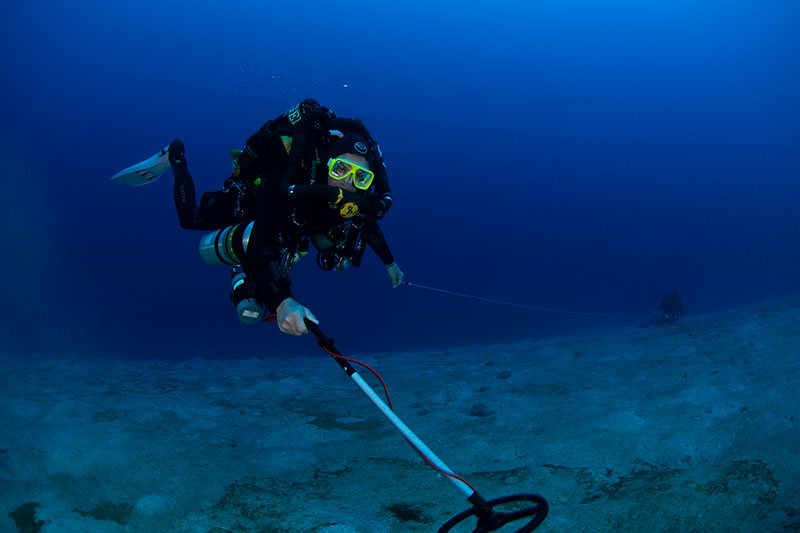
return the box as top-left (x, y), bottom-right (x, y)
top-left (1, 0), bottom-right (798, 359)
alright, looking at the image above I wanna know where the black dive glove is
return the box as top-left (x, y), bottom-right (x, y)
top-left (356, 193), bottom-right (392, 219)
top-left (377, 194), bottom-right (393, 218)
top-left (361, 193), bottom-right (390, 219)
top-left (288, 185), bottom-right (383, 219)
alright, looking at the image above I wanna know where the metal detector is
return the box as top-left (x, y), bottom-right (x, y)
top-left (305, 319), bottom-right (548, 532)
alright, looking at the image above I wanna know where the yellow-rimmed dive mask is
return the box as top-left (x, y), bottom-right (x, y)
top-left (327, 157), bottom-right (375, 190)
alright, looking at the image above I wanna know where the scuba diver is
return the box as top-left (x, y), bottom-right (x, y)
top-left (652, 291), bottom-right (685, 325)
top-left (167, 98), bottom-right (404, 336)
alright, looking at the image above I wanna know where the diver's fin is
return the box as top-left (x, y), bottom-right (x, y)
top-left (110, 145), bottom-right (171, 186)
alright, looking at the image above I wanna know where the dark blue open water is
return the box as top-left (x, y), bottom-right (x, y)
top-left (1, 0), bottom-right (798, 359)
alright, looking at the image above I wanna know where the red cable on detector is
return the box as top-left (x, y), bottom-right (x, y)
top-left (405, 437), bottom-right (478, 492)
top-left (266, 313), bottom-right (393, 410)
top-left (266, 313), bottom-right (475, 492)
top-left (317, 342), bottom-right (394, 411)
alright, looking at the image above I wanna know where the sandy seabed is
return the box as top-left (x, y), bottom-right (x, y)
top-left (2, 297), bottom-right (799, 532)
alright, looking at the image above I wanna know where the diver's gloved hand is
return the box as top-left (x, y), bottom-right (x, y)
top-left (288, 185), bottom-right (381, 219)
top-left (357, 192), bottom-right (390, 219)
top-left (356, 192), bottom-right (392, 219)
top-left (386, 262), bottom-right (404, 288)
top-left (275, 297), bottom-right (319, 336)
top-left (288, 184), bottom-right (339, 203)
top-left (379, 194), bottom-right (393, 217)
top-left (168, 139), bottom-right (186, 167)
top-left (337, 190), bottom-right (387, 219)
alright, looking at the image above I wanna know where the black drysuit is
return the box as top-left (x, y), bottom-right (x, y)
top-left (172, 130), bottom-right (395, 312)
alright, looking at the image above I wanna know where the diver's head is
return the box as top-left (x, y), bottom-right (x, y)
top-left (327, 133), bottom-right (375, 192)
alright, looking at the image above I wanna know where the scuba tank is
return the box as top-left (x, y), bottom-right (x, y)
top-left (198, 221), bottom-right (254, 267)
top-left (198, 221), bottom-right (309, 324)
top-left (230, 267), bottom-right (263, 324)
top-left (198, 222), bottom-right (265, 324)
